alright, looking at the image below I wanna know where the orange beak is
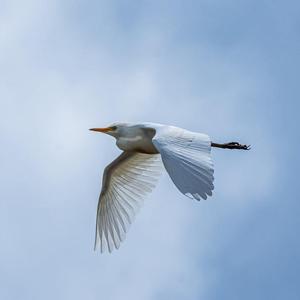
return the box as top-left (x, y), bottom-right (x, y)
top-left (89, 127), bottom-right (112, 133)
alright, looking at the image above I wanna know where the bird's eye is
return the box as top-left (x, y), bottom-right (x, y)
top-left (110, 126), bottom-right (117, 131)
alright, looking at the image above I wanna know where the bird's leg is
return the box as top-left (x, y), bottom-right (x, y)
top-left (211, 142), bottom-right (251, 150)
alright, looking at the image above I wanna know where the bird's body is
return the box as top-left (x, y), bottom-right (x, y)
top-left (90, 122), bottom-right (249, 253)
top-left (114, 123), bottom-right (159, 154)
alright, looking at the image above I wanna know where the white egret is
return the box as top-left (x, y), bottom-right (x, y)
top-left (90, 122), bottom-right (250, 252)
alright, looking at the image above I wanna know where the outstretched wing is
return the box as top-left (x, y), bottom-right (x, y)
top-left (95, 152), bottom-right (162, 253)
top-left (152, 126), bottom-right (214, 200)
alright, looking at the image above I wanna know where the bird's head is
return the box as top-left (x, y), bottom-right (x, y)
top-left (89, 122), bottom-right (131, 138)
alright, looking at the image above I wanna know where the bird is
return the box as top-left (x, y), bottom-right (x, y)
top-left (90, 122), bottom-right (250, 253)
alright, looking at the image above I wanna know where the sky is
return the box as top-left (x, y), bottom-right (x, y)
top-left (0, 0), bottom-right (300, 299)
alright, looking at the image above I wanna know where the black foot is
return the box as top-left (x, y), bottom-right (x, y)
top-left (211, 142), bottom-right (251, 150)
top-left (227, 142), bottom-right (251, 150)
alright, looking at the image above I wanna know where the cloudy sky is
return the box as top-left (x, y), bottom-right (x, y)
top-left (1, 0), bottom-right (299, 299)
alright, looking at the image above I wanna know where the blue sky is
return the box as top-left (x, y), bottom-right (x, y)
top-left (1, 0), bottom-right (299, 299)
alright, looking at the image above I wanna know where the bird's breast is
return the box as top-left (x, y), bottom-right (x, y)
top-left (116, 135), bottom-right (159, 154)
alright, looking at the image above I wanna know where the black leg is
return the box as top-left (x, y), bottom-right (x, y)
top-left (211, 142), bottom-right (251, 150)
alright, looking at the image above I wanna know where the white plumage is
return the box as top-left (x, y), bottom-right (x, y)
top-left (95, 152), bottom-right (162, 252)
top-left (90, 122), bottom-right (215, 253)
top-left (153, 126), bottom-right (214, 200)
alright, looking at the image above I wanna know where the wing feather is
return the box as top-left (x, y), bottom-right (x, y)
top-left (95, 152), bottom-right (162, 252)
top-left (152, 126), bottom-right (214, 201)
